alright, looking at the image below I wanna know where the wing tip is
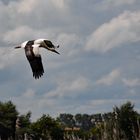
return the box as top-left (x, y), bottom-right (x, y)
top-left (33, 71), bottom-right (44, 79)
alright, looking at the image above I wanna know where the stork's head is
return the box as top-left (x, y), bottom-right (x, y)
top-left (43, 40), bottom-right (60, 54)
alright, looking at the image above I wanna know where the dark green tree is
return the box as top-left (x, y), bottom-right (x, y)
top-left (0, 101), bottom-right (18, 140)
top-left (16, 111), bottom-right (32, 139)
top-left (30, 114), bottom-right (64, 140)
top-left (114, 101), bottom-right (139, 140)
top-left (58, 113), bottom-right (75, 128)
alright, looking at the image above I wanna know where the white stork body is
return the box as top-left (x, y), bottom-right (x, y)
top-left (15, 39), bottom-right (59, 79)
top-left (32, 44), bottom-right (40, 56)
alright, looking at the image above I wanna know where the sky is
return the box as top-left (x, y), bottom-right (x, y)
top-left (0, 0), bottom-right (140, 120)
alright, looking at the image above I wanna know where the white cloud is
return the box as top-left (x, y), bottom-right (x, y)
top-left (108, 0), bottom-right (136, 6)
top-left (70, 76), bottom-right (90, 91)
top-left (96, 69), bottom-right (121, 86)
top-left (3, 25), bottom-right (57, 44)
top-left (23, 89), bottom-right (35, 98)
top-left (56, 33), bottom-right (81, 57)
top-left (70, 98), bottom-right (140, 114)
top-left (122, 78), bottom-right (140, 87)
top-left (51, 0), bottom-right (67, 9)
top-left (0, 47), bottom-right (22, 70)
top-left (86, 11), bottom-right (140, 53)
top-left (45, 76), bottom-right (90, 98)
top-left (3, 26), bottom-right (34, 43)
top-left (17, 0), bottom-right (39, 14)
top-left (57, 33), bottom-right (79, 47)
top-left (89, 99), bottom-right (139, 112)
top-left (97, 0), bottom-right (136, 11)
top-left (11, 89), bottom-right (57, 120)
top-left (90, 99), bottom-right (127, 107)
top-left (0, 0), bottom-right (70, 39)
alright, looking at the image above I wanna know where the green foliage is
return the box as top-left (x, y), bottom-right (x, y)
top-left (58, 113), bottom-right (95, 130)
top-left (58, 113), bottom-right (75, 127)
top-left (0, 100), bottom-right (140, 140)
top-left (90, 124), bottom-right (103, 140)
top-left (16, 111), bottom-right (32, 139)
top-left (30, 114), bottom-right (64, 140)
top-left (0, 101), bottom-right (18, 139)
top-left (114, 101), bottom-right (139, 140)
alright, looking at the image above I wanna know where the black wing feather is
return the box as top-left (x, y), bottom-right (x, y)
top-left (28, 56), bottom-right (44, 79)
top-left (25, 45), bottom-right (44, 79)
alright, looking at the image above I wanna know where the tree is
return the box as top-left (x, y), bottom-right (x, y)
top-left (30, 114), bottom-right (64, 140)
top-left (0, 101), bottom-right (18, 140)
top-left (58, 113), bottom-right (75, 128)
top-left (16, 111), bottom-right (32, 140)
top-left (113, 101), bottom-right (139, 140)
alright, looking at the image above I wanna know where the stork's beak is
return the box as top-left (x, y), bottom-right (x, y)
top-left (52, 49), bottom-right (60, 54)
top-left (51, 45), bottom-right (60, 54)
top-left (14, 46), bottom-right (21, 49)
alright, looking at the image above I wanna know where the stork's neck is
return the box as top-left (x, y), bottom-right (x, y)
top-left (34, 39), bottom-right (45, 44)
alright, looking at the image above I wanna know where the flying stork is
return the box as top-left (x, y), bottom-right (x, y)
top-left (15, 39), bottom-right (59, 79)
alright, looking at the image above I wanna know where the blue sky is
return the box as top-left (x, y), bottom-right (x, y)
top-left (0, 0), bottom-right (140, 120)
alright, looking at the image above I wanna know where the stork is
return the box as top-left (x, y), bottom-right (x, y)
top-left (15, 39), bottom-right (59, 79)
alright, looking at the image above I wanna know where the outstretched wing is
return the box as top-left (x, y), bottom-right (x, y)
top-left (25, 46), bottom-right (44, 79)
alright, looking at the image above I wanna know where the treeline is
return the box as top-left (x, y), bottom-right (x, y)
top-left (0, 101), bottom-right (140, 140)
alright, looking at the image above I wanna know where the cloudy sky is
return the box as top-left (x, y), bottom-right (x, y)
top-left (0, 0), bottom-right (140, 120)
